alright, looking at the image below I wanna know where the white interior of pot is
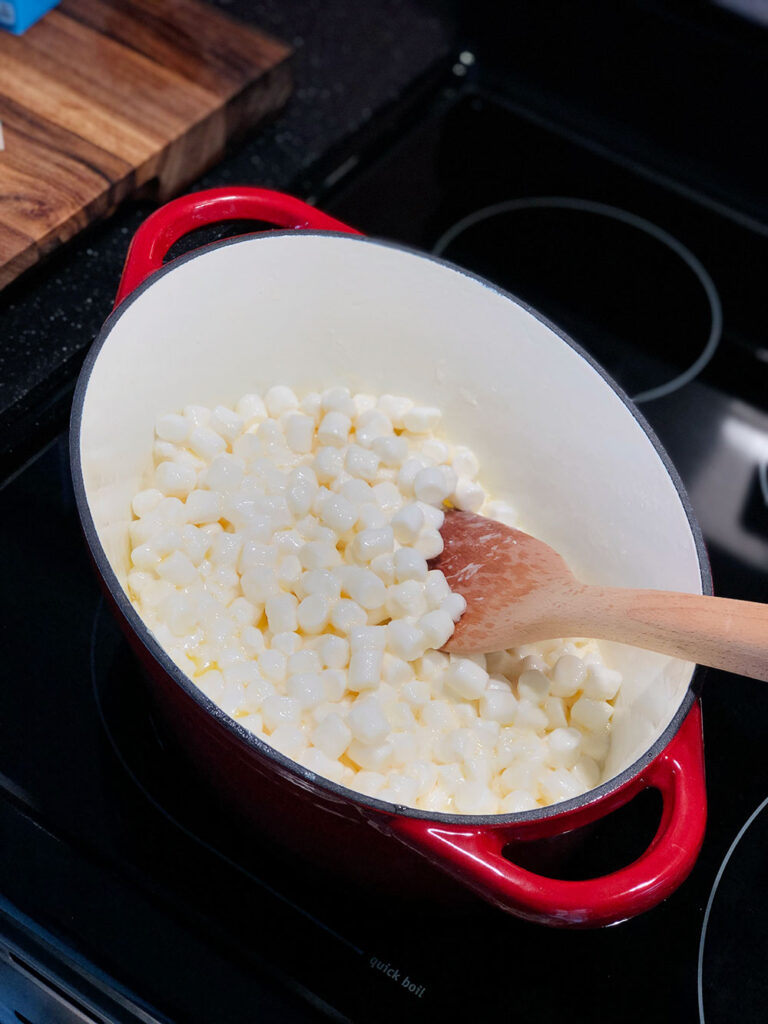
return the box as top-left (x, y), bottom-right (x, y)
top-left (78, 233), bottom-right (703, 789)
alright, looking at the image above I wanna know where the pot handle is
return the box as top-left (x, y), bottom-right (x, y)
top-left (389, 701), bottom-right (706, 928)
top-left (114, 187), bottom-right (362, 307)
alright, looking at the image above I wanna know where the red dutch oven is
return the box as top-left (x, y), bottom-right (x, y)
top-left (70, 188), bottom-right (708, 928)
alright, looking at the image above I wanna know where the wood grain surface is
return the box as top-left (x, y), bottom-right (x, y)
top-left (0, 0), bottom-right (293, 290)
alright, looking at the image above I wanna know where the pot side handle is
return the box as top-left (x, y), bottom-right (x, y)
top-left (114, 187), bottom-right (362, 307)
top-left (389, 702), bottom-right (706, 928)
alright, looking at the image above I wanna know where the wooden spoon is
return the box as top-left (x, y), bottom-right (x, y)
top-left (434, 509), bottom-right (768, 682)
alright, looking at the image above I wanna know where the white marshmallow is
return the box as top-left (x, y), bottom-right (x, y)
top-left (189, 426), bottom-right (227, 462)
top-left (372, 434), bottom-right (409, 467)
top-left (349, 697), bottom-right (389, 745)
top-left (155, 461), bottom-right (197, 498)
top-left (348, 648), bottom-right (384, 691)
top-left (345, 445), bottom-right (380, 481)
top-left (413, 527), bottom-right (444, 559)
top-left (320, 386), bottom-right (355, 416)
top-left (296, 594), bottom-right (331, 634)
top-left (265, 593), bottom-right (299, 634)
top-left (444, 657), bottom-right (489, 700)
top-left (350, 527), bottom-right (393, 564)
top-left (312, 713), bottom-right (352, 760)
top-left (453, 477), bottom-right (485, 513)
top-left (318, 635), bottom-right (349, 669)
top-left (262, 694), bottom-right (301, 731)
top-left (551, 654), bottom-right (587, 697)
top-left (264, 385), bottom-right (299, 417)
top-left (517, 669), bottom-right (550, 704)
top-left (403, 405), bottom-right (441, 434)
top-left (236, 393), bottom-right (267, 425)
top-left (283, 413), bottom-right (315, 454)
top-left (582, 664), bottom-right (622, 701)
top-left (286, 672), bottom-right (325, 709)
top-left (156, 413), bottom-right (190, 443)
top-left (413, 467), bottom-right (452, 505)
top-left (210, 406), bottom-right (244, 442)
top-left (269, 724), bottom-right (308, 759)
top-left (419, 610), bottom-right (455, 650)
top-left (317, 411), bottom-right (351, 447)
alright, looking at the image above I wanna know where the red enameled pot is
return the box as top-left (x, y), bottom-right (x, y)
top-left (70, 187), bottom-right (708, 927)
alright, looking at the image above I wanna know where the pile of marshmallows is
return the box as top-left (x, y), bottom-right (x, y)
top-left (128, 386), bottom-right (622, 815)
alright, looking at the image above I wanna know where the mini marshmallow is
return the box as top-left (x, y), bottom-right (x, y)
top-left (386, 580), bottom-right (428, 619)
top-left (318, 634), bottom-right (349, 669)
top-left (452, 446), bottom-right (479, 479)
top-left (265, 593), bottom-right (299, 634)
top-left (348, 648), bottom-right (384, 691)
top-left (453, 477), bottom-right (485, 513)
top-left (330, 598), bottom-right (368, 633)
top-left (356, 503), bottom-right (387, 530)
top-left (440, 592), bottom-right (467, 622)
top-left (286, 672), bottom-right (325, 709)
top-left (349, 696), bottom-right (389, 745)
top-left (413, 527), bottom-right (444, 559)
top-left (517, 669), bottom-right (550, 704)
top-left (391, 503), bottom-right (424, 545)
top-left (419, 610), bottom-right (454, 650)
top-left (387, 620), bottom-right (427, 662)
top-left (393, 547), bottom-right (428, 583)
top-left (236, 393), bottom-right (267, 424)
top-left (264, 385), bottom-right (299, 417)
top-left (571, 697), bottom-right (613, 732)
top-left (156, 551), bottom-right (198, 586)
top-left (317, 411), bottom-right (352, 448)
top-left (287, 650), bottom-right (321, 676)
top-left (403, 405), bottom-right (441, 434)
top-left (210, 406), bottom-right (244, 442)
top-left (259, 650), bottom-right (288, 683)
top-left (320, 386), bottom-right (356, 416)
top-left (313, 446), bottom-right (345, 483)
top-left (583, 664), bottom-right (622, 701)
top-left (345, 445), bottom-right (380, 482)
top-left (372, 434), bottom-right (409, 467)
top-left (297, 594), bottom-right (331, 634)
top-left (444, 657), bottom-right (489, 700)
top-left (551, 654), bottom-right (588, 697)
top-left (284, 413), bottom-right (315, 454)
top-left (355, 409), bottom-right (393, 447)
top-left (480, 690), bottom-right (518, 725)
top-left (262, 694), bottom-right (301, 731)
top-left (413, 466), bottom-right (452, 504)
top-left (350, 527), bottom-right (393, 564)
top-left (312, 713), bottom-right (352, 760)
top-left (156, 413), bottom-right (190, 443)
top-left (155, 461), bottom-right (197, 498)
top-left (188, 426), bottom-right (227, 462)
top-left (319, 493), bottom-right (356, 532)
top-left (269, 724), bottom-right (308, 759)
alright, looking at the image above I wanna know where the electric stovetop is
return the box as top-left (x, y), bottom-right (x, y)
top-left (2, 72), bottom-right (768, 1024)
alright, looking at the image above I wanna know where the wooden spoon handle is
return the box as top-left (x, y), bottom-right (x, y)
top-left (574, 586), bottom-right (768, 682)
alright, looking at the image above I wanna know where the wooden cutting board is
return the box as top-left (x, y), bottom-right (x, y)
top-left (0, 0), bottom-right (293, 289)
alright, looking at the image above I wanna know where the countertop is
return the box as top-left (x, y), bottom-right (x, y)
top-left (0, 0), bottom-right (455, 475)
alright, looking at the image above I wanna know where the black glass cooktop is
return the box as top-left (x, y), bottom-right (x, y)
top-left (2, 77), bottom-right (768, 1024)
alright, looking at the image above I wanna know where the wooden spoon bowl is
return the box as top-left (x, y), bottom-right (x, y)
top-left (434, 509), bottom-right (768, 682)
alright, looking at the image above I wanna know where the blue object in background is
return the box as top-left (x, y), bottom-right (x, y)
top-left (0, 0), bottom-right (59, 34)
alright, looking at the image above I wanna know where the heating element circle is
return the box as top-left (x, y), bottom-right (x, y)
top-left (432, 197), bottom-right (722, 404)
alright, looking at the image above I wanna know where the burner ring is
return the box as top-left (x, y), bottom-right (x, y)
top-left (432, 196), bottom-right (723, 404)
top-left (697, 793), bottom-right (768, 1022)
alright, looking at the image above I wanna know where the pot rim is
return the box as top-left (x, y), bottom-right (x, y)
top-left (70, 229), bottom-right (711, 827)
